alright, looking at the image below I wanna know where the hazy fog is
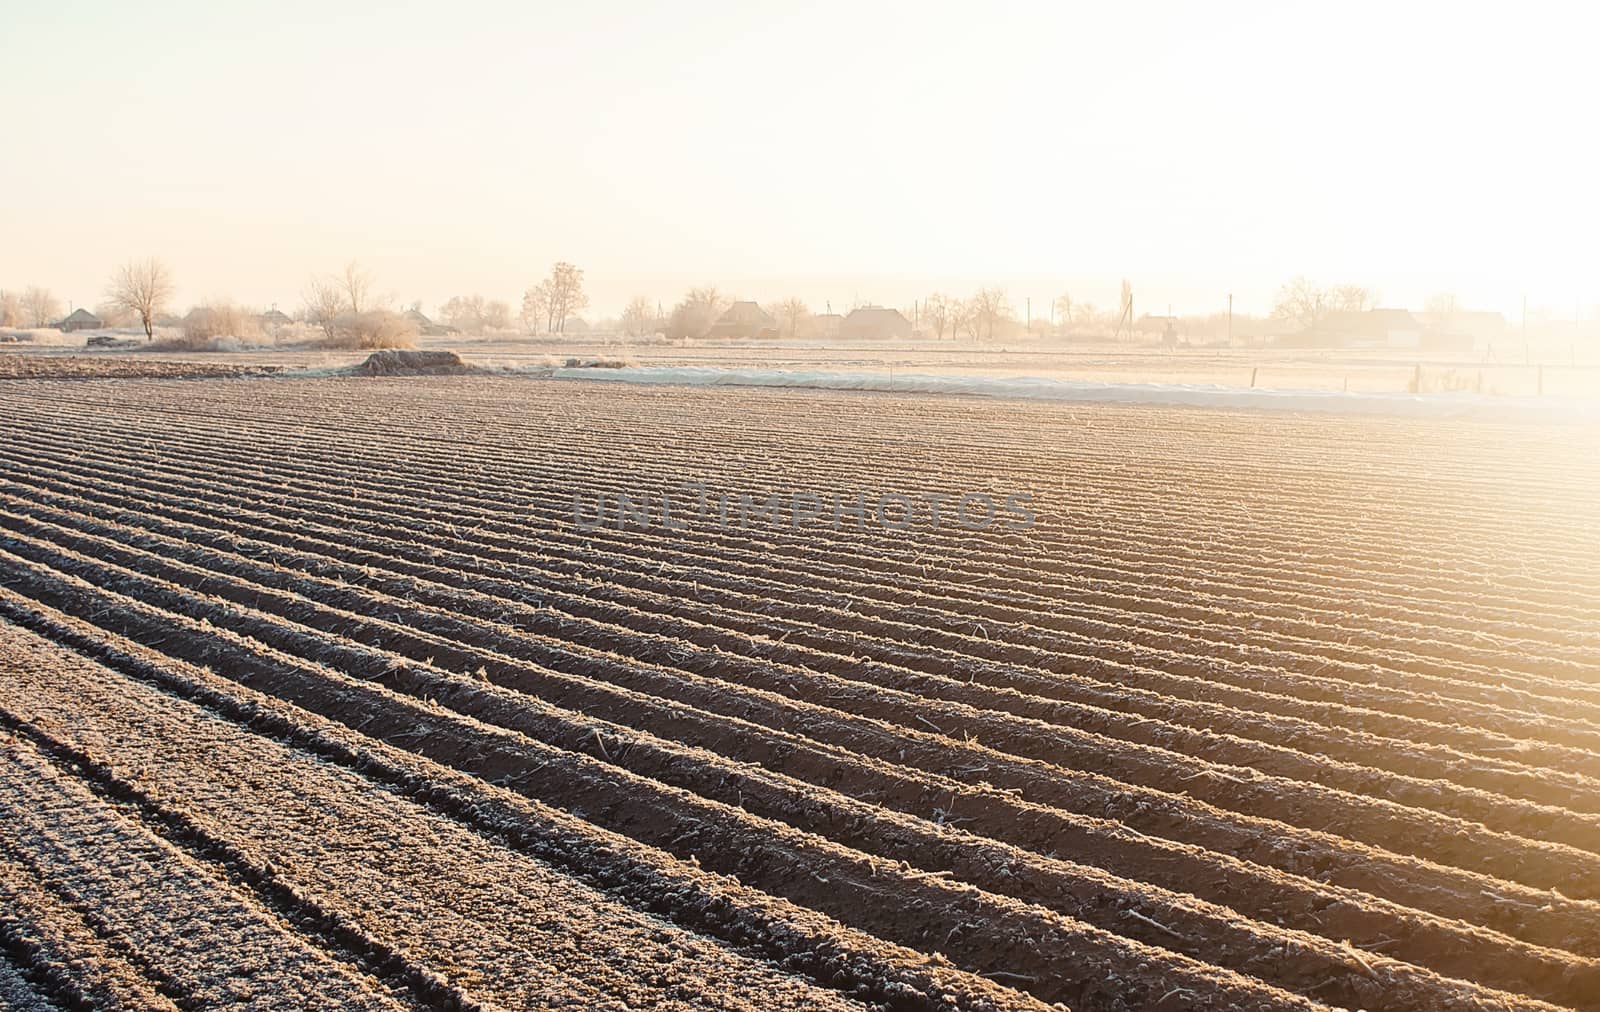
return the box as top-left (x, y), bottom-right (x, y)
top-left (2, 0), bottom-right (1594, 318)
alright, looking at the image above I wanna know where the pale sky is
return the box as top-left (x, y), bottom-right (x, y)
top-left (2, 0), bottom-right (1595, 320)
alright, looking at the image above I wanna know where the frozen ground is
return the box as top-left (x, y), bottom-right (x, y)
top-left (2, 375), bottom-right (1599, 1009)
top-left (4, 331), bottom-right (1597, 399)
top-left (551, 364), bottom-right (1600, 420)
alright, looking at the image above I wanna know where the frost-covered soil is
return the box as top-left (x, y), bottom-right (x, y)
top-left (552, 364), bottom-right (1598, 419)
top-left (2, 375), bottom-right (1600, 1010)
top-left (0, 626), bottom-right (875, 1011)
top-left (0, 355), bottom-right (287, 380)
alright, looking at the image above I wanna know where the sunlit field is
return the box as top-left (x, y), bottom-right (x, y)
top-left (5, 1), bottom-right (1599, 1008)
top-left (5, 335), bottom-right (1598, 399)
top-left (4, 372), bottom-right (1599, 1010)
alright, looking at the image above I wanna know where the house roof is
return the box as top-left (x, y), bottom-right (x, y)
top-left (61, 308), bottom-right (102, 325)
top-left (258, 308), bottom-right (293, 324)
top-left (842, 306), bottom-right (910, 328)
top-left (716, 301), bottom-right (776, 326)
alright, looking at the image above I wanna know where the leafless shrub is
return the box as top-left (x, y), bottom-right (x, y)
top-left (302, 276), bottom-right (347, 338)
top-left (302, 260), bottom-right (386, 338)
top-left (667, 287), bottom-right (727, 339)
top-left (22, 287), bottom-right (61, 328)
top-left (619, 296), bottom-right (658, 337)
top-left (319, 309), bottom-right (417, 349)
top-left (183, 301), bottom-right (263, 345)
top-left (440, 294), bottom-right (513, 335)
top-left (0, 290), bottom-right (26, 327)
top-left (764, 297), bottom-right (810, 338)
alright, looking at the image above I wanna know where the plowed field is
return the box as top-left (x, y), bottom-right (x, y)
top-left (2, 374), bottom-right (1598, 1011)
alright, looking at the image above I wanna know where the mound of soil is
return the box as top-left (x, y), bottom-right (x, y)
top-left (352, 350), bottom-right (474, 376)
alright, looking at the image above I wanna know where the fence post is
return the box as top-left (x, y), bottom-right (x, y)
top-left (1249, 367), bottom-right (1257, 388)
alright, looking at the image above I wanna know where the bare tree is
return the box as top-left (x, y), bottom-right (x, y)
top-left (1271, 277), bottom-right (1326, 328)
top-left (921, 294), bottom-right (954, 339)
top-left (0, 290), bottom-right (23, 328)
top-left (437, 295), bottom-right (513, 334)
top-left (1274, 277), bottom-right (1373, 329)
top-left (299, 261), bottom-right (385, 337)
top-left (954, 298), bottom-right (981, 340)
top-left (483, 299), bottom-right (511, 330)
top-left (302, 276), bottom-right (347, 338)
top-left (1052, 293), bottom-right (1074, 331)
top-left (22, 287), bottom-right (62, 328)
top-left (620, 296), bottom-right (656, 337)
top-left (765, 297), bottom-right (809, 338)
top-left (969, 287), bottom-right (1013, 341)
top-left (1425, 292), bottom-right (1462, 315)
top-left (668, 287), bottom-right (726, 339)
top-left (521, 284), bottom-right (550, 334)
top-left (1330, 284), bottom-right (1373, 313)
top-left (104, 257), bottom-right (175, 340)
top-left (441, 295), bottom-right (488, 334)
top-left (340, 260), bottom-right (374, 314)
top-left (531, 262), bottom-right (588, 334)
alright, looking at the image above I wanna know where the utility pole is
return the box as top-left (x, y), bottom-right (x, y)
top-left (1227, 293), bottom-right (1233, 344)
top-left (1114, 279), bottom-right (1134, 341)
top-left (1026, 297), bottom-right (1031, 331)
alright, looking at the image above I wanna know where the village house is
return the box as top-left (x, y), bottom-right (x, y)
top-left (840, 305), bottom-right (912, 340)
top-left (58, 308), bottom-right (104, 332)
top-left (808, 312), bottom-right (844, 339)
top-left (404, 308), bottom-right (457, 337)
top-left (257, 307), bottom-right (294, 329)
top-left (707, 301), bottom-right (778, 339)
